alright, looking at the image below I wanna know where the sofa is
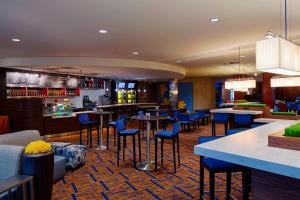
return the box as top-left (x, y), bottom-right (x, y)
top-left (0, 130), bottom-right (66, 181)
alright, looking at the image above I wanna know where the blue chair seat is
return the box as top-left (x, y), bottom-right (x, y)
top-left (227, 128), bottom-right (249, 135)
top-left (202, 157), bottom-right (242, 172)
top-left (120, 128), bottom-right (139, 135)
top-left (213, 119), bottom-right (228, 123)
top-left (156, 130), bottom-right (174, 138)
top-left (81, 120), bottom-right (98, 126)
top-left (180, 120), bottom-right (193, 124)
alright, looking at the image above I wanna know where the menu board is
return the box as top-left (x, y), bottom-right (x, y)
top-left (7, 72), bottom-right (50, 87)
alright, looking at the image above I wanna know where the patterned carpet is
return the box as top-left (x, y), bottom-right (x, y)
top-left (49, 122), bottom-right (244, 200)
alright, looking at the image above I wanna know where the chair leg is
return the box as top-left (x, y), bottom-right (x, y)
top-left (114, 127), bottom-right (116, 146)
top-left (225, 122), bottom-right (228, 136)
top-left (172, 137), bottom-right (176, 173)
top-left (200, 159), bottom-right (205, 200)
top-left (226, 172), bottom-right (231, 200)
top-left (97, 123), bottom-right (100, 146)
top-left (106, 125), bottom-right (109, 150)
top-left (117, 134), bottom-right (120, 166)
top-left (161, 138), bottom-right (164, 167)
top-left (89, 126), bottom-right (92, 148)
top-left (209, 171), bottom-right (215, 200)
top-left (242, 170), bottom-right (250, 200)
top-left (133, 135), bottom-right (136, 168)
top-left (155, 136), bottom-right (158, 170)
top-left (123, 136), bottom-right (126, 161)
top-left (138, 131), bottom-right (142, 162)
top-left (212, 122), bottom-right (215, 136)
top-left (79, 125), bottom-right (82, 145)
top-left (177, 135), bottom-right (180, 168)
top-left (86, 127), bottom-right (89, 145)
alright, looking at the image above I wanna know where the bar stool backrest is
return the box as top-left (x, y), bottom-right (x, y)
top-left (234, 114), bottom-right (252, 124)
top-left (178, 113), bottom-right (190, 122)
top-left (116, 119), bottom-right (126, 132)
top-left (197, 110), bottom-right (205, 118)
top-left (172, 122), bottom-right (181, 135)
top-left (213, 113), bottom-right (229, 122)
top-left (138, 111), bottom-right (144, 116)
top-left (118, 114), bottom-right (128, 122)
top-left (79, 113), bottom-right (89, 124)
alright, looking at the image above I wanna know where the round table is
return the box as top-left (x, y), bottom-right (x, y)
top-left (91, 111), bottom-right (114, 150)
top-left (146, 109), bottom-right (168, 131)
top-left (131, 115), bottom-right (166, 171)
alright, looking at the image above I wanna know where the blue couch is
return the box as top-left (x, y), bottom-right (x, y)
top-left (0, 130), bottom-right (66, 182)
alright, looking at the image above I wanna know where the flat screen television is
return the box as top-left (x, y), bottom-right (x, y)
top-left (128, 82), bottom-right (135, 89)
top-left (118, 82), bottom-right (126, 89)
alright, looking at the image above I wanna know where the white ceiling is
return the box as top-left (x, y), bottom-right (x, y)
top-left (0, 0), bottom-right (300, 78)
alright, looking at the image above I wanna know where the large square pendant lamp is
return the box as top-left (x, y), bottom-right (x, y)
top-left (271, 76), bottom-right (300, 87)
top-left (225, 79), bottom-right (256, 91)
top-left (256, 37), bottom-right (300, 75)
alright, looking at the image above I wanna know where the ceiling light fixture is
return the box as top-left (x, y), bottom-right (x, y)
top-left (176, 60), bottom-right (182, 63)
top-left (98, 29), bottom-right (107, 34)
top-left (256, 0), bottom-right (300, 76)
top-left (132, 51), bottom-right (139, 55)
top-left (265, 31), bottom-right (277, 39)
top-left (225, 47), bottom-right (256, 91)
top-left (271, 76), bottom-right (300, 87)
top-left (210, 18), bottom-right (220, 23)
top-left (11, 38), bottom-right (21, 42)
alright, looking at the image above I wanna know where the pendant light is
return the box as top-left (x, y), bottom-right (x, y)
top-left (225, 47), bottom-right (256, 91)
top-left (256, 0), bottom-right (300, 75)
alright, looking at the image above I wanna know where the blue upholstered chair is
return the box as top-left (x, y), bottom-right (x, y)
top-left (233, 114), bottom-right (252, 129)
top-left (116, 119), bottom-right (141, 168)
top-left (194, 110), bottom-right (206, 128)
top-left (106, 114), bottom-right (128, 149)
top-left (155, 122), bottom-right (181, 173)
top-left (78, 113), bottom-right (99, 148)
top-left (226, 128), bottom-right (249, 135)
top-left (211, 113), bottom-right (229, 136)
top-left (198, 136), bottom-right (250, 200)
top-left (178, 113), bottom-right (195, 132)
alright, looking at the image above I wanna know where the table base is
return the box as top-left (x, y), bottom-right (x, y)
top-left (96, 145), bottom-right (107, 150)
top-left (136, 161), bottom-right (160, 171)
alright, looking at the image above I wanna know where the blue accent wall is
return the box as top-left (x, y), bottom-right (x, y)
top-left (178, 82), bottom-right (193, 111)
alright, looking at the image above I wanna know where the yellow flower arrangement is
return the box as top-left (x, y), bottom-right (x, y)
top-left (25, 140), bottom-right (52, 154)
top-left (178, 100), bottom-right (186, 109)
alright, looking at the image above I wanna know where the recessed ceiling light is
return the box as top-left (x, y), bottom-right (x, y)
top-left (240, 55), bottom-right (245, 58)
top-left (132, 51), bottom-right (139, 55)
top-left (210, 18), bottom-right (220, 23)
top-left (12, 38), bottom-right (21, 42)
top-left (98, 29), bottom-right (107, 34)
top-left (176, 60), bottom-right (182, 63)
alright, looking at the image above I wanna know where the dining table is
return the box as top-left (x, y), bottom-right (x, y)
top-left (131, 115), bottom-right (166, 171)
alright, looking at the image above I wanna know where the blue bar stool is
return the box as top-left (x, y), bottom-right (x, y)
top-left (195, 110), bottom-right (206, 129)
top-left (233, 114), bottom-right (252, 129)
top-left (106, 114), bottom-right (128, 149)
top-left (178, 114), bottom-right (195, 132)
top-left (155, 122), bottom-right (180, 173)
top-left (116, 119), bottom-right (141, 168)
top-left (211, 113), bottom-right (229, 136)
top-left (198, 136), bottom-right (250, 200)
top-left (78, 113), bottom-right (99, 148)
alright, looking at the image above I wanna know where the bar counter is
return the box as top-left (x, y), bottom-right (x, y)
top-left (194, 119), bottom-right (300, 199)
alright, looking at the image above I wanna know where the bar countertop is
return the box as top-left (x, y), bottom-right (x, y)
top-left (96, 103), bottom-right (156, 108)
top-left (194, 119), bottom-right (300, 179)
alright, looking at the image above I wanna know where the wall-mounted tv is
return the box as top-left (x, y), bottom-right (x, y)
top-left (118, 82), bottom-right (126, 89)
top-left (128, 82), bottom-right (135, 89)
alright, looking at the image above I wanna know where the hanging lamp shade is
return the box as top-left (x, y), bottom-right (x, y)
top-left (224, 79), bottom-right (256, 90)
top-left (256, 37), bottom-right (300, 75)
top-left (271, 76), bottom-right (300, 87)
